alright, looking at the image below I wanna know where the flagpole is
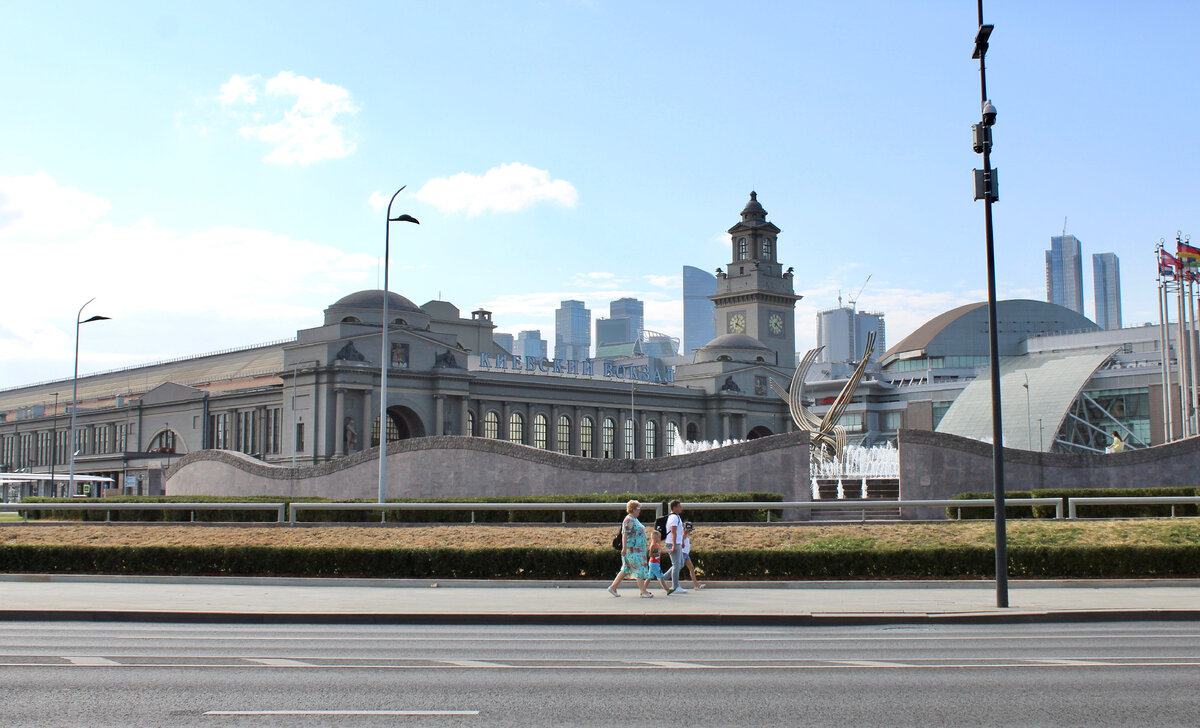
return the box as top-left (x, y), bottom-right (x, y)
top-left (1159, 243), bottom-right (1174, 442)
top-left (1176, 254), bottom-right (1190, 437)
top-left (1190, 264), bottom-right (1199, 435)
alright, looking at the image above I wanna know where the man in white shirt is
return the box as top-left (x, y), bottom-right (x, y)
top-left (664, 500), bottom-right (689, 594)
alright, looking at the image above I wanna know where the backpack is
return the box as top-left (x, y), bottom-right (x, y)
top-left (654, 514), bottom-right (670, 543)
top-left (611, 528), bottom-right (623, 551)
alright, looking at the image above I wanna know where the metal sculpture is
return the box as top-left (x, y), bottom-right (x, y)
top-left (770, 331), bottom-right (877, 460)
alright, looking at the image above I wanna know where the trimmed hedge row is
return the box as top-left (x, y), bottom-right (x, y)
top-left (949, 487), bottom-right (1200, 519)
top-left (2, 543), bottom-right (1197, 579)
top-left (16, 492), bottom-right (783, 524)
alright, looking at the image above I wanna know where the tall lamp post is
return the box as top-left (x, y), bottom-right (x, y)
top-left (49, 392), bottom-right (59, 498)
top-left (971, 1), bottom-right (1008, 607)
top-left (69, 299), bottom-right (110, 498)
top-left (378, 187), bottom-right (420, 504)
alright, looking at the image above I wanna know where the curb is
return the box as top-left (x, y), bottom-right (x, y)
top-left (1, 609), bottom-right (1198, 626)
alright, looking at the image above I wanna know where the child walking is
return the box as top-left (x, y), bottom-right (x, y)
top-left (647, 530), bottom-right (673, 594)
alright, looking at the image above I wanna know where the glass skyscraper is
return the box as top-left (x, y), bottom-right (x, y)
top-left (1046, 234), bottom-right (1084, 315)
top-left (595, 297), bottom-right (643, 348)
top-left (682, 265), bottom-right (717, 354)
top-left (1093, 252), bottom-right (1122, 330)
top-left (513, 330), bottom-right (547, 359)
top-left (554, 299), bottom-right (591, 360)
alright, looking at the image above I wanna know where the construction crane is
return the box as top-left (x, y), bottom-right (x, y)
top-left (847, 275), bottom-right (871, 311)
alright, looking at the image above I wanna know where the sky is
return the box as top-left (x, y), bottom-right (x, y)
top-left (2, 1), bottom-right (1197, 390)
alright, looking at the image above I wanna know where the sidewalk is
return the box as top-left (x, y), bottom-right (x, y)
top-left (2, 575), bottom-right (1198, 625)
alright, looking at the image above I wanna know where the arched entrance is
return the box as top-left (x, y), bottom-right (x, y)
top-left (685, 422), bottom-right (700, 442)
top-left (746, 426), bottom-right (773, 440)
top-left (371, 405), bottom-right (426, 446)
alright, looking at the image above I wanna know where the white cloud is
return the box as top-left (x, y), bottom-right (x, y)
top-left (368, 190), bottom-right (390, 211)
top-left (644, 274), bottom-right (679, 289)
top-left (217, 74), bottom-right (259, 105)
top-left (0, 173), bottom-right (377, 386)
top-left (220, 71), bottom-right (357, 165)
top-left (415, 163), bottom-right (578, 216)
top-left (0, 173), bottom-right (110, 238)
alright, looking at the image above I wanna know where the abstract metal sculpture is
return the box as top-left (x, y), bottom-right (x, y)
top-left (770, 331), bottom-right (877, 460)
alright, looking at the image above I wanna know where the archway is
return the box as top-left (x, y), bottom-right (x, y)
top-left (685, 422), bottom-right (700, 442)
top-left (371, 405), bottom-right (427, 446)
top-left (746, 426), bottom-right (774, 440)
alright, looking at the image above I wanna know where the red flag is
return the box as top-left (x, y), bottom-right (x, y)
top-left (1160, 249), bottom-right (1180, 278)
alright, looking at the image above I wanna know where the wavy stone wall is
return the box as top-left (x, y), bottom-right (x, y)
top-left (167, 432), bottom-right (811, 501)
top-left (899, 428), bottom-right (1200, 518)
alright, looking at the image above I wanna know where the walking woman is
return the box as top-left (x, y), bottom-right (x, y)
top-left (607, 500), bottom-right (653, 598)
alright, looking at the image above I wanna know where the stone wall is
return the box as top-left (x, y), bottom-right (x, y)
top-left (898, 428), bottom-right (1200, 519)
top-left (167, 431), bottom-right (811, 502)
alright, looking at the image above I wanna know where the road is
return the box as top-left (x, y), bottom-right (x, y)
top-left (1, 621), bottom-right (1198, 727)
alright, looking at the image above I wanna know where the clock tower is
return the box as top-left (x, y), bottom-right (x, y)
top-left (711, 191), bottom-right (802, 369)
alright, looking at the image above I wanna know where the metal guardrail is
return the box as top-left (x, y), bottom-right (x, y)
top-left (1067, 496), bottom-right (1200, 520)
top-left (686, 498), bottom-right (1064, 521)
top-left (288, 501), bottom-right (665, 524)
top-left (0, 502), bottom-right (287, 523)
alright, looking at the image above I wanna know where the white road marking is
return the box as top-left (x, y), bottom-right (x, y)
top-left (1030, 658), bottom-right (1112, 666)
top-left (830, 660), bottom-right (913, 668)
top-left (246, 658), bottom-right (313, 667)
top-left (204, 710), bottom-right (479, 716)
top-left (438, 659), bottom-right (510, 668)
top-left (639, 660), bottom-right (711, 668)
top-left (61, 656), bottom-right (119, 666)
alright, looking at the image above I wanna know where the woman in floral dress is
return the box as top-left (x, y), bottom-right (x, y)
top-left (607, 500), bottom-right (653, 598)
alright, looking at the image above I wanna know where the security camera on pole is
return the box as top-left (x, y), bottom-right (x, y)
top-left (971, 1), bottom-right (1008, 608)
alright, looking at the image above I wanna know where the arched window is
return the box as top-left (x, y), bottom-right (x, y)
top-left (581, 417), bottom-right (594, 458)
top-left (509, 411), bottom-right (525, 444)
top-left (666, 421), bottom-right (678, 456)
top-left (624, 418), bottom-right (635, 459)
top-left (645, 420), bottom-right (657, 459)
top-left (370, 415), bottom-right (401, 447)
top-left (762, 237), bottom-right (773, 260)
top-left (466, 410), bottom-right (475, 437)
top-left (149, 429), bottom-right (176, 453)
top-left (341, 316), bottom-right (361, 323)
top-left (556, 415), bottom-right (571, 455)
top-left (737, 237), bottom-right (748, 260)
top-left (483, 411), bottom-right (499, 439)
top-left (533, 414), bottom-right (548, 449)
top-left (686, 422), bottom-right (699, 442)
top-left (601, 418), bottom-right (615, 459)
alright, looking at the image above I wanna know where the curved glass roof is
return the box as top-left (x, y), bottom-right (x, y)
top-left (935, 347), bottom-right (1117, 452)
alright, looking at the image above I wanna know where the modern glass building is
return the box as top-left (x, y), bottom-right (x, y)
top-left (513, 330), bottom-right (547, 359)
top-left (1046, 234), bottom-right (1084, 315)
top-left (554, 299), bottom-right (591, 361)
top-left (682, 265), bottom-right (717, 355)
top-left (595, 297), bottom-right (643, 349)
top-left (493, 332), bottom-right (513, 354)
top-left (816, 305), bottom-right (886, 371)
top-left (1093, 252), bottom-right (1122, 330)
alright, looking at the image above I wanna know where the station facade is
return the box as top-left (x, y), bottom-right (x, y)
top-left (0, 193), bottom-right (801, 497)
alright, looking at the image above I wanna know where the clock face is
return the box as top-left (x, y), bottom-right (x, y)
top-left (768, 313), bottom-right (784, 336)
top-left (728, 312), bottom-right (746, 334)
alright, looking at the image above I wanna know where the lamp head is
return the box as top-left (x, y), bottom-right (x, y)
top-left (390, 214), bottom-right (420, 224)
top-left (82, 315), bottom-right (110, 324)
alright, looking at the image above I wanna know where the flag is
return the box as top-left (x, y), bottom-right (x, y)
top-left (1178, 241), bottom-right (1200, 268)
top-left (1160, 249), bottom-right (1181, 278)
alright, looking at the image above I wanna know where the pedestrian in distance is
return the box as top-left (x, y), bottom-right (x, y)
top-left (607, 500), bottom-right (654, 598)
top-left (681, 521), bottom-right (705, 589)
top-left (647, 529), bottom-right (672, 594)
top-left (664, 499), bottom-right (688, 594)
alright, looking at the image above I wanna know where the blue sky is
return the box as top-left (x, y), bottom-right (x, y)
top-left (2, 1), bottom-right (1197, 388)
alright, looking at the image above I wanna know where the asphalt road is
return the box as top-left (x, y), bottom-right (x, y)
top-left (2, 621), bottom-right (1198, 727)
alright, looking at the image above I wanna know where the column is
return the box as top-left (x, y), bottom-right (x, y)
top-left (501, 402), bottom-right (510, 441)
top-left (573, 406), bottom-right (581, 456)
top-left (333, 389), bottom-right (346, 457)
top-left (434, 394), bottom-right (445, 436)
top-left (722, 413), bottom-right (731, 441)
top-left (460, 396), bottom-right (470, 436)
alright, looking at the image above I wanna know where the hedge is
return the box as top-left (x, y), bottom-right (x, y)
top-left (15, 492), bottom-right (784, 524)
top-left (2, 543), bottom-right (1196, 579)
top-left (949, 487), bottom-right (1200, 520)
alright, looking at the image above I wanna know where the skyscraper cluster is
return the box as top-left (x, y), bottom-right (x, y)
top-left (1045, 233), bottom-right (1122, 330)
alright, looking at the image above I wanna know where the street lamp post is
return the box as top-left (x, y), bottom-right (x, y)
top-left (378, 186), bottom-right (420, 504)
top-left (50, 392), bottom-right (58, 498)
top-left (68, 299), bottom-right (110, 499)
top-left (971, 1), bottom-right (1008, 607)
top-left (1023, 374), bottom-right (1031, 450)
